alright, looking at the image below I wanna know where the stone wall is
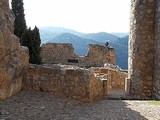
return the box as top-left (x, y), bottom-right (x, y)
top-left (41, 43), bottom-right (115, 67)
top-left (1, 0), bottom-right (160, 101)
top-left (128, 0), bottom-right (156, 99)
top-left (154, 0), bottom-right (160, 99)
top-left (23, 64), bottom-right (128, 102)
top-left (41, 43), bottom-right (76, 64)
top-left (109, 69), bottom-right (127, 90)
top-left (0, 0), bottom-right (29, 100)
top-left (23, 64), bottom-right (104, 102)
top-left (93, 65), bottom-right (128, 95)
top-left (83, 44), bottom-right (115, 67)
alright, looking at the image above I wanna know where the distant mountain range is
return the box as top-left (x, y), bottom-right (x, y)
top-left (39, 27), bottom-right (129, 69)
top-left (111, 33), bottom-right (129, 38)
top-left (46, 33), bottom-right (102, 55)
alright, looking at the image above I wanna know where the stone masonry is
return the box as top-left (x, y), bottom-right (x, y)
top-left (41, 43), bottom-right (75, 64)
top-left (93, 65), bottom-right (128, 96)
top-left (129, 0), bottom-right (160, 99)
top-left (41, 43), bottom-right (115, 68)
top-left (128, 0), bottom-right (156, 99)
top-left (1, 0), bottom-right (160, 101)
top-left (0, 0), bottom-right (29, 100)
top-left (83, 44), bottom-right (115, 67)
top-left (154, 0), bottom-right (160, 99)
top-left (0, 0), bottom-right (125, 102)
top-left (23, 64), bottom-right (128, 102)
top-left (23, 64), bottom-right (104, 102)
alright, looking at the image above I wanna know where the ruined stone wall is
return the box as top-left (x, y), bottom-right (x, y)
top-left (83, 44), bottom-right (115, 67)
top-left (41, 43), bottom-right (76, 64)
top-left (0, 0), bottom-right (29, 100)
top-left (128, 0), bottom-right (156, 99)
top-left (109, 69), bottom-right (127, 90)
top-left (89, 68), bottom-right (106, 100)
top-left (41, 43), bottom-right (115, 67)
top-left (154, 0), bottom-right (160, 99)
top-left (23, 64), bottom-right (127, 102)
top-left (23, 64), bottom-right (104, 102)
top-left (93, 66), bottom-right (128, 95)
top-left (2, 0), bottom-right (159, 101)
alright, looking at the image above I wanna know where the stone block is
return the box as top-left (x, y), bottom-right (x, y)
top-left (0, 0), bottom-right (29, 100)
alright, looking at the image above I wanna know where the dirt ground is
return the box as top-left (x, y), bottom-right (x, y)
top-left (0, 91), bottom-right (160, 120)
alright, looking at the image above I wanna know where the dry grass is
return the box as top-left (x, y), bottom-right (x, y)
top-left (148, 101), bottom-right (160, 105)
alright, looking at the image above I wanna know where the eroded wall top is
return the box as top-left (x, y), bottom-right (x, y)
top-left (41, 43), bottom-right (115, 67)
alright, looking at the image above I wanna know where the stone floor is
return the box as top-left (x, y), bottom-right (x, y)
top-left (107, 89), bottom-right (126, 99)
top-left (0, 91), bottom-right (160, 120)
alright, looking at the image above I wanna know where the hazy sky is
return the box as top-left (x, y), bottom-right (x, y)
top-left (10, 0), bottom-right (130, 33)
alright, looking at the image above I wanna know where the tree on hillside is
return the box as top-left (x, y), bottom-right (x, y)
top-left (11, 0), bottom-right (27, 44)
top-left (21, 27), bottom-right (42, 64)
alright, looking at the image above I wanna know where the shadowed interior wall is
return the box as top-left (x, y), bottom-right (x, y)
top-left (154, 0), bottom-right (160, 99)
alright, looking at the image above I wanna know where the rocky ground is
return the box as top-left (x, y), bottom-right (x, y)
top-left (0, 91), bottom-right (160, 120)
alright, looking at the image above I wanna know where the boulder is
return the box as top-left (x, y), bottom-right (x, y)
top-left (0, 0), bottom-right (29, 100)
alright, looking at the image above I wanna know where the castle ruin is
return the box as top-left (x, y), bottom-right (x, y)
top-left (0, 0), bottom-right (160, 102)
top-left (41, 43), bottom-right (115, 67)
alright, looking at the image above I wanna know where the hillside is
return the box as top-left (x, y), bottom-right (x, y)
top-left (39, 27), bottom-right (129, 69)
top-left (82, 32), bottom-right (119, 43)
top-left (109, 36), bottom-right (129, 69)
top-left (111, 32), bottom-right (129, 38)
top-left (44, 33), bottom-right (102, 55)
top-left (40, 27), bottom-right (84, 43)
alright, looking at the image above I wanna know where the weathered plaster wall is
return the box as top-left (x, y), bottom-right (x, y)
top-left (154, 0), bottom-right (160, 99)
top-left (41, 43), bottom-right (115, 67)
top-left (0, 0), bottom-right (29, 100)
top-left (128, 0), bottom-right (156, 99)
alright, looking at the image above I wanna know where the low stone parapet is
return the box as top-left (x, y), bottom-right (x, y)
top-left (23, 64), bottom-right (104, 102)
top-left (22, 64), bottom-right (128, 102)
